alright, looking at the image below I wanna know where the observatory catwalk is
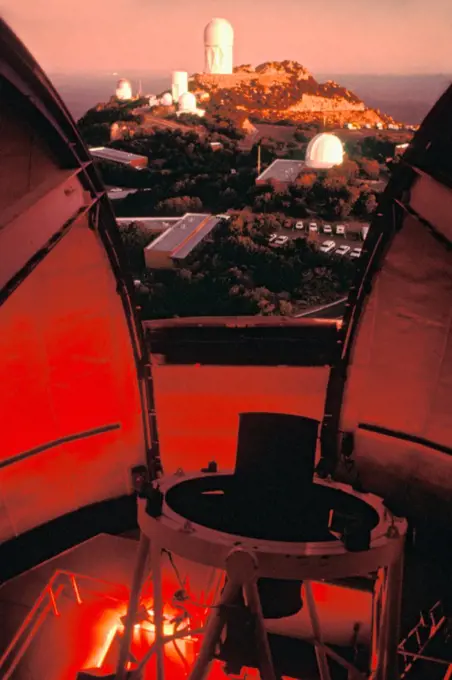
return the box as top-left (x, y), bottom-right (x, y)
top-left (1, 15), bottom-right (452, 680)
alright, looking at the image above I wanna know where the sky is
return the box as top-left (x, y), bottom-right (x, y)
top-left (1, 0), bottom-right (452, 76)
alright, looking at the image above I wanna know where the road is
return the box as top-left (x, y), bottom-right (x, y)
top-left (295, 297), bottom-right (348, 320)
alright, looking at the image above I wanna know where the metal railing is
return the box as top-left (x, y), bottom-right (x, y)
top-left (0, 569), bottom-right (130, 680)
top-left (398, 600), bottom-right (452, 678)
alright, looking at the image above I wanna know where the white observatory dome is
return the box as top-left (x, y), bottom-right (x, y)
top-left (160, 92), bottom-right (173, 106)
top-left (305, 133), bottom-right (344, 170)
top-left (204, 17), bottom-right (234, 45)
top-left (204, 17), bottom-right (234, 75)
top-left (115, 78), bottom-right (132, 101)
top-left (178, 92), bottom-right (197, 113)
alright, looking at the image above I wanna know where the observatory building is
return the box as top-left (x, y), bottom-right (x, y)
top-left (2, 15), bottom-right (452, 680)
top-left (176, 91), bottom-right (205, 117)
top-left (115, 78), bottom-right (132, 101)
top-left (171, 71), bottom-right (189, 102)
top-left (305, 132), bottom-right (344, 169)
top-left (178, 91), bottom-right (197, 114)
top-left (204, 17), bottom-right (234, 75)
top-left (160, 92), bottom-right (173, 106)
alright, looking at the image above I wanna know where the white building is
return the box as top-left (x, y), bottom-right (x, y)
top-left (178, 92), bottom-right (197, 113)
top-left (160, 92), bottom-right (173, 106)
top-left (204, 18), bottom-right (234, 75)
top-left (115, 78), bottom-right (132, 101)
top-left (171, 71), bottom-right (189, 102)
top-left (144, 213), bottom-right (222, 269)
top-left (305, 133), bottom-right (344, 170)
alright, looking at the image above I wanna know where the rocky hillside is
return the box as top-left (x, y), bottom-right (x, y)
top-left (191, 60), bottom-right (393, 126)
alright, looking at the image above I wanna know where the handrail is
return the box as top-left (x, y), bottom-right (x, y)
top-left (0, 568), bottom-right (132, 678)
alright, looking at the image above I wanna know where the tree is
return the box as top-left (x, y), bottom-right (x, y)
top-left (119, 222), bottom-right (155, 274)
top-left (360, 159), bottom-right (381, 180)
top-left (155, 196), bottom-right (203, 216)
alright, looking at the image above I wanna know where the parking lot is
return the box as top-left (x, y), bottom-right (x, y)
top-left (269, 219), bottom-right (368, 257)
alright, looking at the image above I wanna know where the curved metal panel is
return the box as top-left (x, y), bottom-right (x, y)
top-left (0, 19), bottom-right (158, 541)
top-left (321, 84), bottom-right (452, 523)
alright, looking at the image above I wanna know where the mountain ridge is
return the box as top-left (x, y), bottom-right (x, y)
top-left (190, 60), bottom-right (395, 126)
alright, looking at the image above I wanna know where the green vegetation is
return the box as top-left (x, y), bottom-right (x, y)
top-left (76, 103), bottom-right (407, 320)
top-left (122, 214), bottom-right (355, 319)
top-left (83, 123), bottom-right (385, 222)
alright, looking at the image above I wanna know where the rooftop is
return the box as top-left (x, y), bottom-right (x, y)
top-left (257, 159), bottom-right (305, 183)
top-left (89, 146), bottom-right (148, 167)
top-left (145, 213), bottom-right (222, 260)
top-left (107, 187), bottom-right (139, 200)
top-left (116, 216), bottom-right (180, 232)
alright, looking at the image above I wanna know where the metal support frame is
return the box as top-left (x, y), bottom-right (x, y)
top-left (115, 533), bottom-right (151, 680)
top-left (376, 537), bottom-right (404, 680)
top-left (119, 474), bottom-right (410, 680)
top-left (305, 581), bottom-right (332, 680)
top-left (398, 600), bottom-right (452, 679)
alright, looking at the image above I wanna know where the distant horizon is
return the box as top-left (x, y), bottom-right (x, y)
top-left (47, 69), bottom-right (452, 79)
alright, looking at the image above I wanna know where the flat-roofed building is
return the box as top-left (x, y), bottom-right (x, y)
top-left (108, 187), bottom-right (139, 200)
top-left (89, 146), bottom-right (148, 169)
top-left (116, 216), bottom-right (180, 233)
top-left (256, 159), bottom-right (305, 190)
top-left (144, 213), bottom-right (222, 269)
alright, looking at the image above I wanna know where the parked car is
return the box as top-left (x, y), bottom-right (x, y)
top-left (319, 240), bottom-right (336, 254)
top-left (274, 235), bottom-right (289, 246)
top-left (295, 221), bottom-right (304, 231)
top-left (309, 222), bottom-right (318, 232)
top-left (282, 221), bottom-right (293, 229)
top-left (323, 224), bottom-right (333, 234)
top-left (350, 247), bottom-right (363, 259)
top-left (335, 245), bottom-right (351, 257)
top-left (335, 224), bottom-right (346, 236)
top-left (269, 233), bottom-right (278, 244)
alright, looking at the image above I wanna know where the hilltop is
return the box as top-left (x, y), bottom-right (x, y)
top-left (190, 60), bottom-right (394, 127)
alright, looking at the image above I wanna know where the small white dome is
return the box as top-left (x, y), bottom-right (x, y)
top-left (204, 17), bottom-right (234, 46)
top-left (160, 92), bottom-right (173, 106)
top-left (305, 133), bottom-right (344, 169)
top-left (178, 92), bottom-right (197, 112)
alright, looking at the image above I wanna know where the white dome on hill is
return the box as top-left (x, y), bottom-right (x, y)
top-left (204, 18), bottom-right (234, 74)
top-left (305, 133), bottom-right (344, 169)
top-left (204, 17), bottom-right (234, 46)
top-left (178, 92), bottom-right (197, 113)
top-left (115, 78), bottom-right (132, 101)
top-left (160, 92), bottom-right (173, 106)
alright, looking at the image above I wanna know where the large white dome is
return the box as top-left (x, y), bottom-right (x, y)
top-left (204, 17), bottom-right (234, 46)
top-left (178, 92), bottom-right (197, 112)
top-left (305, 133), bottom-right (344, 169)
top-left (160, 92), bottom-right (173, 106)
top-left (115, 78), bottom-right (132, 101)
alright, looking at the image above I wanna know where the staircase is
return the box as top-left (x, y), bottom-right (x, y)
top-left (398, 601), bottom-right (452, 679)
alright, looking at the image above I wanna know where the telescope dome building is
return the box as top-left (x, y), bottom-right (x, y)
top-left (305, 132), bottom-right (344, 169)
top-left (115, 78), bottom-right (132, 101)
top-left (160, 92), bottom-right (173, 106)
top-left (178, 91), bottom-right (197, 113)
top-left (204, 17), bottom-right (234, 75)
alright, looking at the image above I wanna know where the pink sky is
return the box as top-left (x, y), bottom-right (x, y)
top-left (1, 0), bottom-right (452, 75)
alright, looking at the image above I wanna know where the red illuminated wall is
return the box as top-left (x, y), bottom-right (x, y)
top-left (0, 217), bottom-right (147, 540)
top-left (151, 363), bottom-right (329, 473)
top-left (340, 193), bottom-right (452, 519)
